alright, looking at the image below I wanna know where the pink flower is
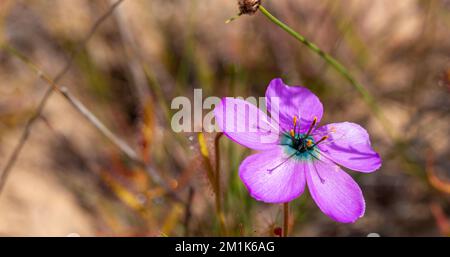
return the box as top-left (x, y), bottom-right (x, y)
top-left (214, 78), bottom-right (382, 223)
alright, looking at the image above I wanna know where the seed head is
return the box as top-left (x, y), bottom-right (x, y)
top-left (238, 0), bottom-right (261, 15)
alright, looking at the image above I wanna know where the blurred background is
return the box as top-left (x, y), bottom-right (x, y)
top-left (0, 0), bottom-right (449, 236)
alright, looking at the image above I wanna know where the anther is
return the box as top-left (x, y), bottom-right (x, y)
top-left (305, 117), bottom-right (318, 137)
top-left (293, 115), bottom-right (298, 134)
top-left (311, 136), bottom-right (328, 148)
top-left (290, 129), bottom-right (295, 138)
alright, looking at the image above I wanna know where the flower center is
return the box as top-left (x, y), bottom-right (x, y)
top-left (268, 116), bottom-right (329, 173)
top-left (280, 116), bottom-right (328, 162)
top-left (268, 116), bottom-right (330, 183)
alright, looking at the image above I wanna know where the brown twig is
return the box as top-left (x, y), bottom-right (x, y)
top-left (110, 0), bottom-right (151, 107)
top-left (0, 0), bottom-right (125, 195)
top-left (59, 86), bottom-right (140, 161)
top-left (0, 0), bottom-right (185, 205)
top-left (3, 45), bottom-right (186, 204)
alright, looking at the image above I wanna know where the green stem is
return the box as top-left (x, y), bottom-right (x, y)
top-left (258, 5), bottom-right (394, 139)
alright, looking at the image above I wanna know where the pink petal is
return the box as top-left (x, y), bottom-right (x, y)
top-left (214, 97), bottom-right (280, 150)
top-left (306, 158), bottom-right (365, 223)
top-left (239, 147), bottom-right (306, 203)
top-left (314, 122), bottom-right (382, 173)
top-left (265, 78), bottom-right (323, 133)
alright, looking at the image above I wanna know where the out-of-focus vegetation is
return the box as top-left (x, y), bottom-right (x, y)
top-left (0, 0), bottom-right (449, 236)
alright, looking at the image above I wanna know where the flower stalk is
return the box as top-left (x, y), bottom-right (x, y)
top-left (283, 202), bottom-right (289, 237)
top-left (198, 132), bottom-right (227, 235)
top-left (258, 5), bottom-right (394, 139)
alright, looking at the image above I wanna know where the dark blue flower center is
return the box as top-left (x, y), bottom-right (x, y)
top-left (280, 133), bottom-right (319, 162)
top-left (268, 116), bottom-right (328, 173)
top-left (279, 116), bottom-right (328, 162)
top-left (267, 115), bottom-right (330, 173)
